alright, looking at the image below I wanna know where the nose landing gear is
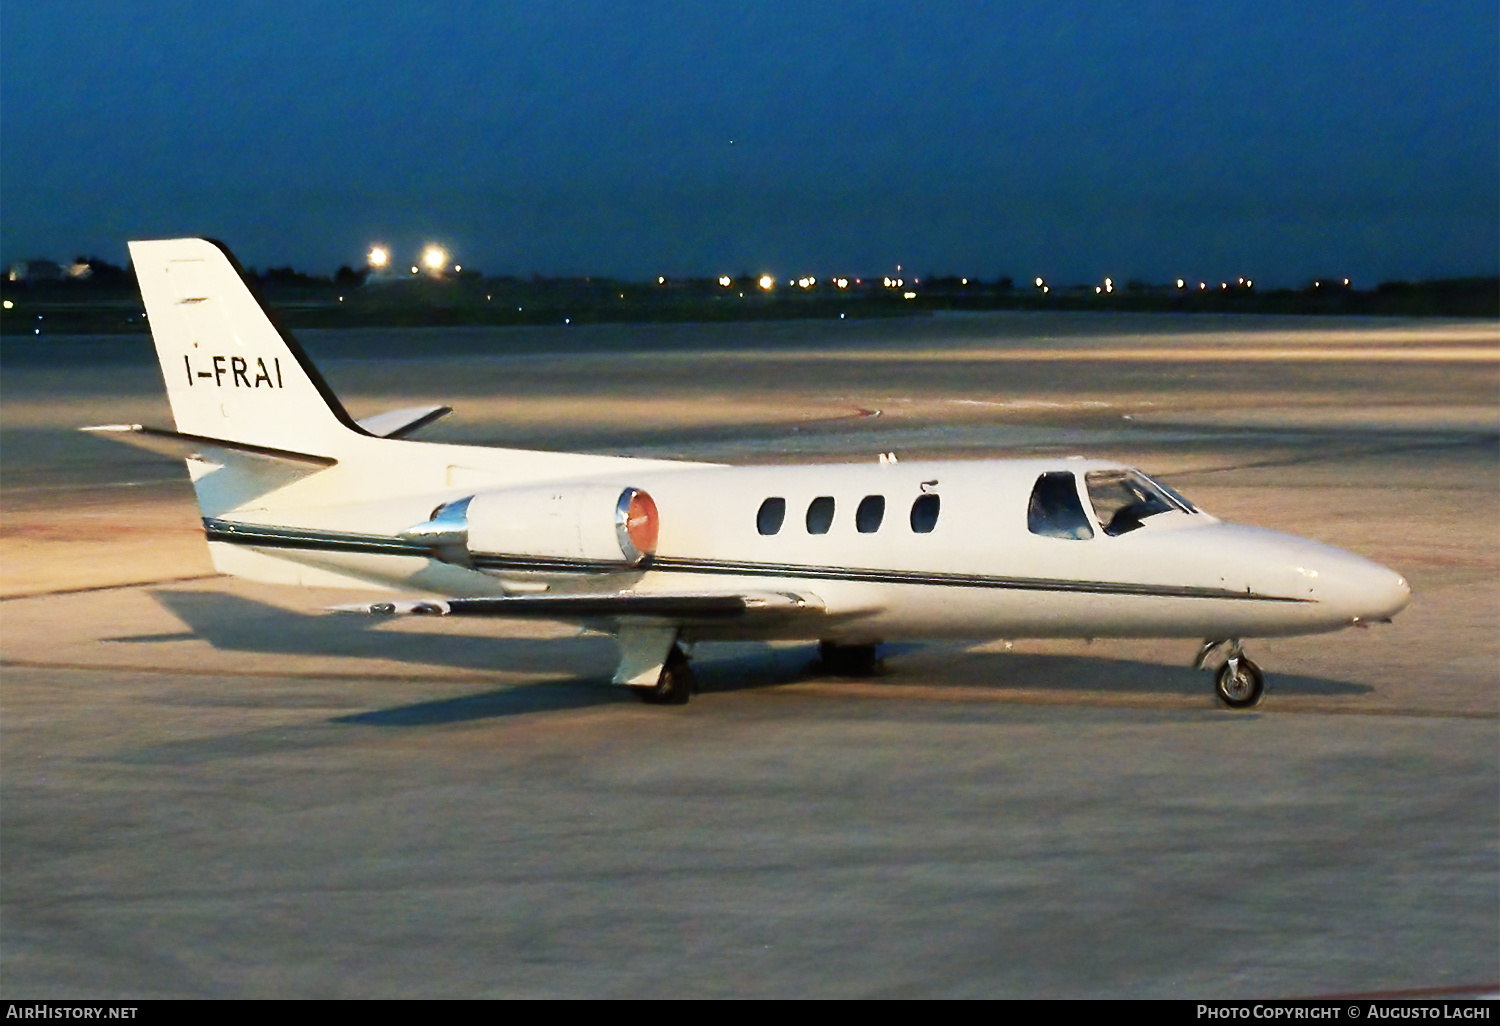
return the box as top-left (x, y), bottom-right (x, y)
top-left (1195, 638), bottom-right (1267, 709)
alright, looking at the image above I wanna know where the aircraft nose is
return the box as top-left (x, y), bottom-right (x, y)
top-left (1366, 567), bottom-right (1412, 622)
top-left (1316, 550), bottom-right (1411, 625)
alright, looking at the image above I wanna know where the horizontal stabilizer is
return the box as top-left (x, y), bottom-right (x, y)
top-left (81, 424), bottom-right (336, 470)
top-left (331, 591), bottom-right (823, 624)
top-left (355, 405), bottom-right (453, 439)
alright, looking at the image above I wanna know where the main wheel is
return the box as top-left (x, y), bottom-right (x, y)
top-left (637, 645), bottom-right (695, 705)
top-left (1215, 657), bottom-right (1266, 709)
top-left (819, 640), bottom-right (880, 677)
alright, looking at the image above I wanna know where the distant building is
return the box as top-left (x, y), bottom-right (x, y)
top-left (7, 260), bottom-right (64, 283)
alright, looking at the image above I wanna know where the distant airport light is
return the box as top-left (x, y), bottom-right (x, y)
top-left (719, 276), bottom-right (732, 287)
top-left (367, 246), bottom-right (389, 269)
top-left (903, 291), bottom-right (916, 299)
top-left (1176, 279), bottom-right (1185, 288)
top-left (1343, 278), bottom-right (1350, 286)
top-left (1034, 277), bottom-right (1044, 288)
top-left (1246, 280), bottom-right (1253, 288)
top-left (454, 265), bottom-right (461, 273)
top-left (658, 276), bottom-right (666, 284)
top-left (422, 246), bottom-right (447, 272)
top-left (1095, 286), bottom-right (1102, 294)
top-left (1221, 283), bottom-right (1228, 289)
top-left (758, 275), bottom-right (774, 290)
top-left (1199, 282), bottom-right (1207, 290)
top-left (2, 300), bottom-right (11, 309)
top-left (411, 266), bottom-right (420, 275)
top-left (836, 278), bottom-right (848, 288)
top-left (961, 278), bottom-right (968, 285)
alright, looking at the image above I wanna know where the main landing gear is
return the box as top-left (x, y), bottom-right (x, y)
top-left (614, 627), bottom-right (697, 705)
top-left (637, 644), bottom-right (696, 705)
top-left (1196, 638), bottom-right (1266, 709)
top-left (819, 640), bottom-right (881, 677)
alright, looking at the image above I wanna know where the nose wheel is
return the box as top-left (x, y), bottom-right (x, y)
top-left (1214, 656), bottom-right (1265, 709)
top-left (1197, 639), bottom-right (1267, 709)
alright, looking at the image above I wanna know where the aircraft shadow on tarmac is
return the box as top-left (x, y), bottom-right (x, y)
top-left (98, 589), bottom-right (1375, 726)
top-left (117, 588), bottom-right (617, 675)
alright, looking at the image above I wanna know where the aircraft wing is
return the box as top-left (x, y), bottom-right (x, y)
top-left (332, 590), bottom-right (824, 627)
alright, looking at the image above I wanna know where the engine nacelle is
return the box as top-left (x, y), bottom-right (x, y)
top-left (401, 484), bottom-right (659, 568)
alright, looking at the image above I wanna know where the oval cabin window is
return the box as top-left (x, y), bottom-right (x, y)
top-left (910, 494), bottom-right (940, 533)
top-left (806, 496), bottom-right (835, 535)
top-left (757, 497), bottom-right (786, 536)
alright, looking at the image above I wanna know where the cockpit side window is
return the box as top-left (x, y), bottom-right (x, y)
top-left (1028, 472), bottom-right (1094, 540)
top-left (1084, 469), bottom-right (1190, 537)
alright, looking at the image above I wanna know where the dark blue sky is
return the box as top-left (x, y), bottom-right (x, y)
top-left (4, 1), bottom-right (1496, 286)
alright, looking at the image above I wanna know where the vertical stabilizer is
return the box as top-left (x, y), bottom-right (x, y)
top-left (128, 238), bottom-right (367, 456)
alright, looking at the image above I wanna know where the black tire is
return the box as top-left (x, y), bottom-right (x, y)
top-left (819, 640), bottom-right (880, 677)
top-left (638, 646), bottom-right (695, 705)
top-left (1215, 657), bottom-right (1266, 709)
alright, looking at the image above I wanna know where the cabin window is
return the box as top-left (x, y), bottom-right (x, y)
top-left (1027, 472), bottom-right (1094, 540)
top-left (806, 496), bottom-right (835, 535)
top-left (910, 494), bottom-right (940, 533)
top-left (856, 495), bottom-right (885, 533)
top-left (1084, 469), bottom-right (1189, 537)
top-left (757, 497), bottom-right (786, 536)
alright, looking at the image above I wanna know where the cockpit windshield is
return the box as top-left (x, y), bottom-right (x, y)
top-left (1085, 469), bottom-right (1196, 537)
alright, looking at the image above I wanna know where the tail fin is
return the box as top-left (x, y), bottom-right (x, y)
top-left (128, 238), bottom-right (370, 456)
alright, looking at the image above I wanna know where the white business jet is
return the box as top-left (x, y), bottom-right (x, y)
top-left (86, 239), bottom-right (1411, 708)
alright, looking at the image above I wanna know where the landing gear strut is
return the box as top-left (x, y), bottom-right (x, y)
top-left (819, 640), bottom-right (880, 677)
top-left (1196, 638), bottom-right (1266, 709)
top-left (636, 644), bottom-right (696, 705)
